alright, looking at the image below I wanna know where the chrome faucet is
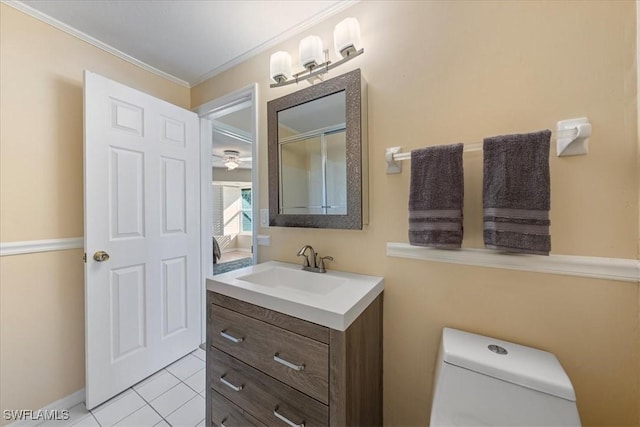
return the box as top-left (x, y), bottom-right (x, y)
top-left (296, 245), bottom-right (333, 273)
top-left (296, 245), bottom-right (315, 268)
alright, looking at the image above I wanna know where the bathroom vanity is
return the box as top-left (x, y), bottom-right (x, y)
top-left (205, 261), bottom-right (384, 427)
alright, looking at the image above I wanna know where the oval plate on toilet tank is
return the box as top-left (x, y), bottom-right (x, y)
top-left (488, 344), bottom-right (508, 355)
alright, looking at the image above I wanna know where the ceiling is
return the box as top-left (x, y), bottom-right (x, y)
top-left (16, 0), bottom-right (355, 87)
top-left (211, 104), bottom-right (253, 170)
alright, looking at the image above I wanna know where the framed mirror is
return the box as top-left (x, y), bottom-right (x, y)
top-left (268, 69), bottom-right (367, 229)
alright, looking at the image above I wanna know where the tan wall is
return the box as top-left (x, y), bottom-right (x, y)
top-left (192, 1), bottom-right (640, 425)
top-left (636, 0), bottom-right (640, 420)
top-left (637, 0), bottom-right (640, 256)
top-left (0, 4), bottom-right (189, 420)
top-left (1, 1), bottom-right (638, 425)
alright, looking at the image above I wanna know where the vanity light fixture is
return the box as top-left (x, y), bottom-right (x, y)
top-left (270, 51), bottom-right (292, 84)
top-left (269, 17), bottom-right (364, 88)
top-left (334, 17), bottom-right (361, 58)
top-left (299, 35), bottom-right (324, 70)
top-left (223, 150), bottom-right (240, 170)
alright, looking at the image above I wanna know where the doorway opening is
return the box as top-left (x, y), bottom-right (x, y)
top-left (196, 84), bottom-right (258, 279)
top-left (210, 181), bottom-right (253, 274)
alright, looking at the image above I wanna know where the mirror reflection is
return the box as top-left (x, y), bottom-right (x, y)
top-left (278, 91), bottom-right (346, 215)
top-left (268, 68), bottom-right (366, 230)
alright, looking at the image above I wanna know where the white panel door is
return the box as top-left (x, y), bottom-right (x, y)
top-left (83, 71), bottom-right (201, 409)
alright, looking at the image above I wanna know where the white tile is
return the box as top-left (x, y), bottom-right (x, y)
top-left (149, 383), bottom-right (197, 418)
top-left (134, 370), bottom-right (180, 402)
top-left (38, 403), bottom-right (91, 426)
top-left (91, 389), bottom-right (146, 426)
top-left (195, 420), bottom-right (205, 427)
top-left (34, 417), bottom-right (75, 426)
top-left (165, 355), bottom-right (205, 381)
top-left (153, 421), bottom-right (170, 427)
top-left (71, 414), bottom-right (100, 427)
top-left (190, 348), bottom-right (206, 361)
top-left (183, 368), bottom-right (205, 394)
top-left (114, 405), bottom-right (161, 427)
top-left (134, 369), bottom-right (165, 388)
top-left (66, 404), bottom-right (91, 424)
top-left (165, 395), bottom-right (205, 427)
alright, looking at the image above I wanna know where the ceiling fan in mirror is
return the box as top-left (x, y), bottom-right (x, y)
top-left (212, 149), bottom-right (252, 170)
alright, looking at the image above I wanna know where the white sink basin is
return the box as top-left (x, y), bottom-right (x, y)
top-left (206, 261), bottom-right (384, 331)
top-left (237, 267), bottom-right (345, 295)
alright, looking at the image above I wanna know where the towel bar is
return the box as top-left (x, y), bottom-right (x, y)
top-left (385, 118), bottom-right (591, 174)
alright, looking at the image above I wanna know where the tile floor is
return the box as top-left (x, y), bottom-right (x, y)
top-left (36, 348), bottom-right (206, 427)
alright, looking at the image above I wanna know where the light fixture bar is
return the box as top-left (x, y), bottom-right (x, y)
top-left (270, 48), bottom-right (364, 88)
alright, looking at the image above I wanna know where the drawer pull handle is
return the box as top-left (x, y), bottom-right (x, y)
top-left (220, 330), bottom-right (244, 343)
top-left (273, 406), bottom-right (305, 427)
top-left (220, 375), bottom-right (244, 392)
top-left (273, 353), bottom-right (305, 371)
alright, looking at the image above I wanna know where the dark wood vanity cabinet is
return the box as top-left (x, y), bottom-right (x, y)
top-left (206, 291), bottom-right (382, 427)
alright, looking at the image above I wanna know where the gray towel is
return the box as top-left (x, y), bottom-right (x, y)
top-left (409, 144), bottom-right (464, 248)
top-left (483, 130), bottom-right (551, 255)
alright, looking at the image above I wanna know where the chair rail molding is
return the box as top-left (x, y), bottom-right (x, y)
top-left (387, 243), bottom-right (640, 283)
top-left (0, 237), bottom-right (84, 256)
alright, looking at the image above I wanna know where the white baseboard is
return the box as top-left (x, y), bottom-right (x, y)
top-left (387, 243), bottom-right (640, 283)
top-left (0, 237), bottom-right (83, 257)
top-left (6, 389), bottom-right (85, 427)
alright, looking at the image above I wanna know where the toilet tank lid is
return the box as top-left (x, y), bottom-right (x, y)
top-left (441, 328), bottom-right (576, 401)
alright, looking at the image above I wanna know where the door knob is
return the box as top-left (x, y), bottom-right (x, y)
top-left (93, 251), bottom-right (110, 262)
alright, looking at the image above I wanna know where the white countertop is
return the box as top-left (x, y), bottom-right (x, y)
top-left (206, 261), bottom-right (384, 331)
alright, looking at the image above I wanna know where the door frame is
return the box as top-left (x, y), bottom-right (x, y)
top-left (193, 84), bottom-right (259, 342)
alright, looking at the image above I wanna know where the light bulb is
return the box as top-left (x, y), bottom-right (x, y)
top-left (334, 17), bottom-right (361, 58)
top-left (299, 35), bottom-right (324, 70)
top-left (270, 51), bottom-right (292, 83)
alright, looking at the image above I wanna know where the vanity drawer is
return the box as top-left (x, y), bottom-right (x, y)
top-left (210, 347), bottom-right (329, 427)
top-left (211, 293), bottom-right (329, 344)
top-left (211, 389), bottom-right (267, 427)
top-left (210, 305), bottom-right (329, 404)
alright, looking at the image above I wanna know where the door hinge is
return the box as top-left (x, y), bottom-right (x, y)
top-left (83, 253), bottom-right (87, 263)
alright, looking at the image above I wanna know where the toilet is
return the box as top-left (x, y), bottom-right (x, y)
top-left (431, 328), bottom-right (581, 426)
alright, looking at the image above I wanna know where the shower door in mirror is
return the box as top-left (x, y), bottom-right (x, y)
top-left (279, 93), bottom-right (347, 215)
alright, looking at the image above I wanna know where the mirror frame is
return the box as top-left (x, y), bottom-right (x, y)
top-left (268, 68), bottom-right (366, 229)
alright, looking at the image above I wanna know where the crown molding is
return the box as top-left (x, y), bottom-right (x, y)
top-left (190, 0), bottom-right (359, 87)
top-left (2, 0), bottom-right (190, 88)
top-left (4, 0), bottom-right (359, 89)
top-left (387, 243), bottom-right (640, 283)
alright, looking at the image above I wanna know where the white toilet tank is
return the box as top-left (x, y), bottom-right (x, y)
top-left (430, 328), bottom-right (581, 426)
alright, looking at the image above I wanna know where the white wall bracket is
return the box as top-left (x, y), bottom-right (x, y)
top-left (385, 146), bottom-right (402, 174)
top-left (556, 117), bottom-right (591, 157)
